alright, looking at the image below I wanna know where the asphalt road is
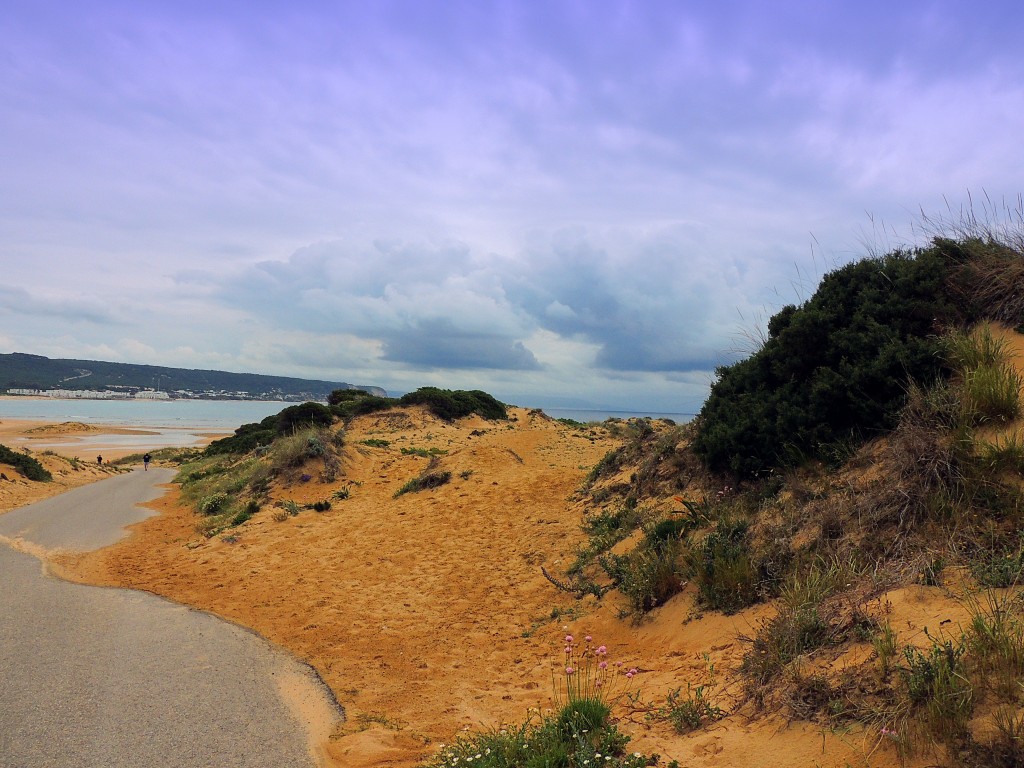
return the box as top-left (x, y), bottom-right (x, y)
top-left (0, 469), bottom-right (342, 768)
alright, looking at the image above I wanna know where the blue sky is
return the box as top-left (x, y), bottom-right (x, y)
top-left (2, 1), bottom-right (1022, 412)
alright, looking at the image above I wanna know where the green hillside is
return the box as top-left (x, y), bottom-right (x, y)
top-left (0, 352), bottom-right (385, 401)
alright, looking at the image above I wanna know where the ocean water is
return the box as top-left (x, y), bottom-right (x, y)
top-left (539, 408), bottom-right (693, 423)
top-left (0, 397), bottom-right (693, 429)
top-left (0, 397), bottom-right (288, 430)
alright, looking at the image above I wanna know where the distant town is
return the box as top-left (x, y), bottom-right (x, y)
top-left (7, 387), bottom-right (327, 402)
top-left (0, 352), bottom-right (383, 403)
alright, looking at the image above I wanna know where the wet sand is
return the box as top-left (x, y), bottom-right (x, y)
top-left (0, 418), bottom-right (230, 461)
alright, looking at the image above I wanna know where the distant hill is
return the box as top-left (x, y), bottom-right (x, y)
top-left (0, 352), bottom-right (386, 401)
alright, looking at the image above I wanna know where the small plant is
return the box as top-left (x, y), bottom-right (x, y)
top-left (271, 509), bottom-right (289, 523)
top-left (198, 493), bottom-right (229, 516)
top-left (961, 363), bottom-right (1023, 424)
top-left (987, 706), bottom-right (1024, 766)
top-left (964, 590), bottom-right (1024, 697)
top-left (310, 500), bottom-right (332, 512)
top-left (400, 446), bottom-right (447, 458)
top-left (657, 684), bottom-right (724, 733)
top-left (332, 487), bottom-right (351, 501)
top-left (601, 537), bottom-right (685, 615)
top-left (425, 636), bottom-right (652, 768)
top-left (920, 556), bottom-right (945, 586)
top-left (978, 432), bottom-right (1024, 473)
top-left (569, 506), bottom-right (642, 576)
top-left (972, 547), bottom-right (1024, 588)
top-left (360, 438), bottom-right (390, 448)
top-left (873, 621), bottom-right (899, 678)
top-left (229, 500), bottom-right (259, 526)
top-left (459, 469), bottom-right (474, 480)
top-left (283, 499), bottom-right (301, 517)
top-left (900, 636), bottom-right (973, 740)
top-left (394, 470), bottom-right (452, 497)
top-left (688, 518), bottom-right (759, 612)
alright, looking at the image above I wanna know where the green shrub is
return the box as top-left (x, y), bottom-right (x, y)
top-left (394, 470), bottom-right (452, 498)
top-left (205, 413), bottom-right (281, 455)
top-left (229, 500), bottom-right (259, 526)
top-left (0, 444), bottom-right (51, 481)
top-left (741, 603), bottom-right (829, 688)
top-left (657, 684), bottom-right (724, 734)
top-left (275, 401), bottom-right (334, 434)
top-left (360, 438), bottom-right (390, 448)
top-left (327, 388), bottom-right (379, 405)
top-left (689, 518), bottom-right (759, 612)
top-left (198, 493), bottom-right (229, 516)
top-left (569, 506), bottom-right (642, 576)
top-left (900, 638), bottom-right (973, 739)
top-left (740, 560), bottom-right (850, 687)
top-left (332, 394), bottom-right (397, 419)
top-left (398, 387), bottom-right (507, 421)
top-left (693, 246), bottom-right (959, 478)
top-left (965, 592), bottom-right (1024, 696)
top-left (944, 325), bottom-right (1009, 371)
top-left (401, 446), bottom-right (446, 457)
top-left (602, 537), bottom-right (685, 614)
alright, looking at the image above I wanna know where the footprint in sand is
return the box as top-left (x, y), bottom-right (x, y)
top-left (693, 735), bottom-right (723, 757)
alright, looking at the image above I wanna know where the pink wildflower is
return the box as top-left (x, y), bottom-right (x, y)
top-left (565, 634), bottom-right (573, 643)
top-left (596, 645), bottom-right (607, 655)
top-left (564, 646), bottom-right (571, 654)
top-left (566, 666), bottom-right (575, 675)
top-left (585, 635), bottom-right (592, 642)
top-left (598, 661), bottom-right (608, 670)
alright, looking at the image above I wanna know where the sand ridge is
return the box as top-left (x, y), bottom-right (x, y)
top-left (5, 407), bottom-right (959, 767)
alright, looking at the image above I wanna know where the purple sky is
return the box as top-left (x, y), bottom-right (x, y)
top-left (2, 1), bottom-right (1022, 412)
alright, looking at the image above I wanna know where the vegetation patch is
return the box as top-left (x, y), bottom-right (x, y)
top-left (0, 444), bottom-right (52, 482)
top-left (692, 246), bottom-right (964, 478)
top-left (394, 470), bottom-right (452, 498)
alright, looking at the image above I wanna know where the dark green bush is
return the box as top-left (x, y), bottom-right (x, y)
top-left (394, 470), bottom-right (452, 497)
top-left (206, 412), bottom-right (281, 455)
top-left (327, 388), bottom-right (377, 405)
top-left (0, 444), bottom-right (51, 482)
top-left (275, 402), bottom-right (334, 434)
top-left (332, 394), bottom-right (397, 419)
top-left (398, 387), bottom-right (507, 421)
top-left (693, 246), bottom-right (961, 478)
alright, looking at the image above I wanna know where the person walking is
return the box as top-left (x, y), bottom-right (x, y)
top-left (143, 453), bottom-right (152, 471)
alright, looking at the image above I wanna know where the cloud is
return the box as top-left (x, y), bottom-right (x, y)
top-left (0, 285), bottom-right (121, 325)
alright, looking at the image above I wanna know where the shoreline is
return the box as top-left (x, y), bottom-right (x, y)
top-left (0, 417), bottom-right (230, 461)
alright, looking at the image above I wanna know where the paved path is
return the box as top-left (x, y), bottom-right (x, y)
top-left (0, 470), bottom-right (341, 768)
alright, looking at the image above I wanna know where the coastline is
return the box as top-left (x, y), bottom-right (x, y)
top-left (0, 417), bottom-right (230, 461)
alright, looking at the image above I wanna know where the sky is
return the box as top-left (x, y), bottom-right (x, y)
top-left (2, 1), bottom-right (1023, 413)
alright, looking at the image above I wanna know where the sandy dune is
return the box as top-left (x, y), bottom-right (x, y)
top-left (3, 406), bottom-right (977, 766)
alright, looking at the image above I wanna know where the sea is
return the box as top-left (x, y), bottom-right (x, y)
top-left (0, 398), bottom-right (692, 454)
top-left (0, 397), bottom-right (288, 429)
top-left (0, 398), bottom-right (692, 429)
top-left (539, 408), bottom-right (693, 424)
